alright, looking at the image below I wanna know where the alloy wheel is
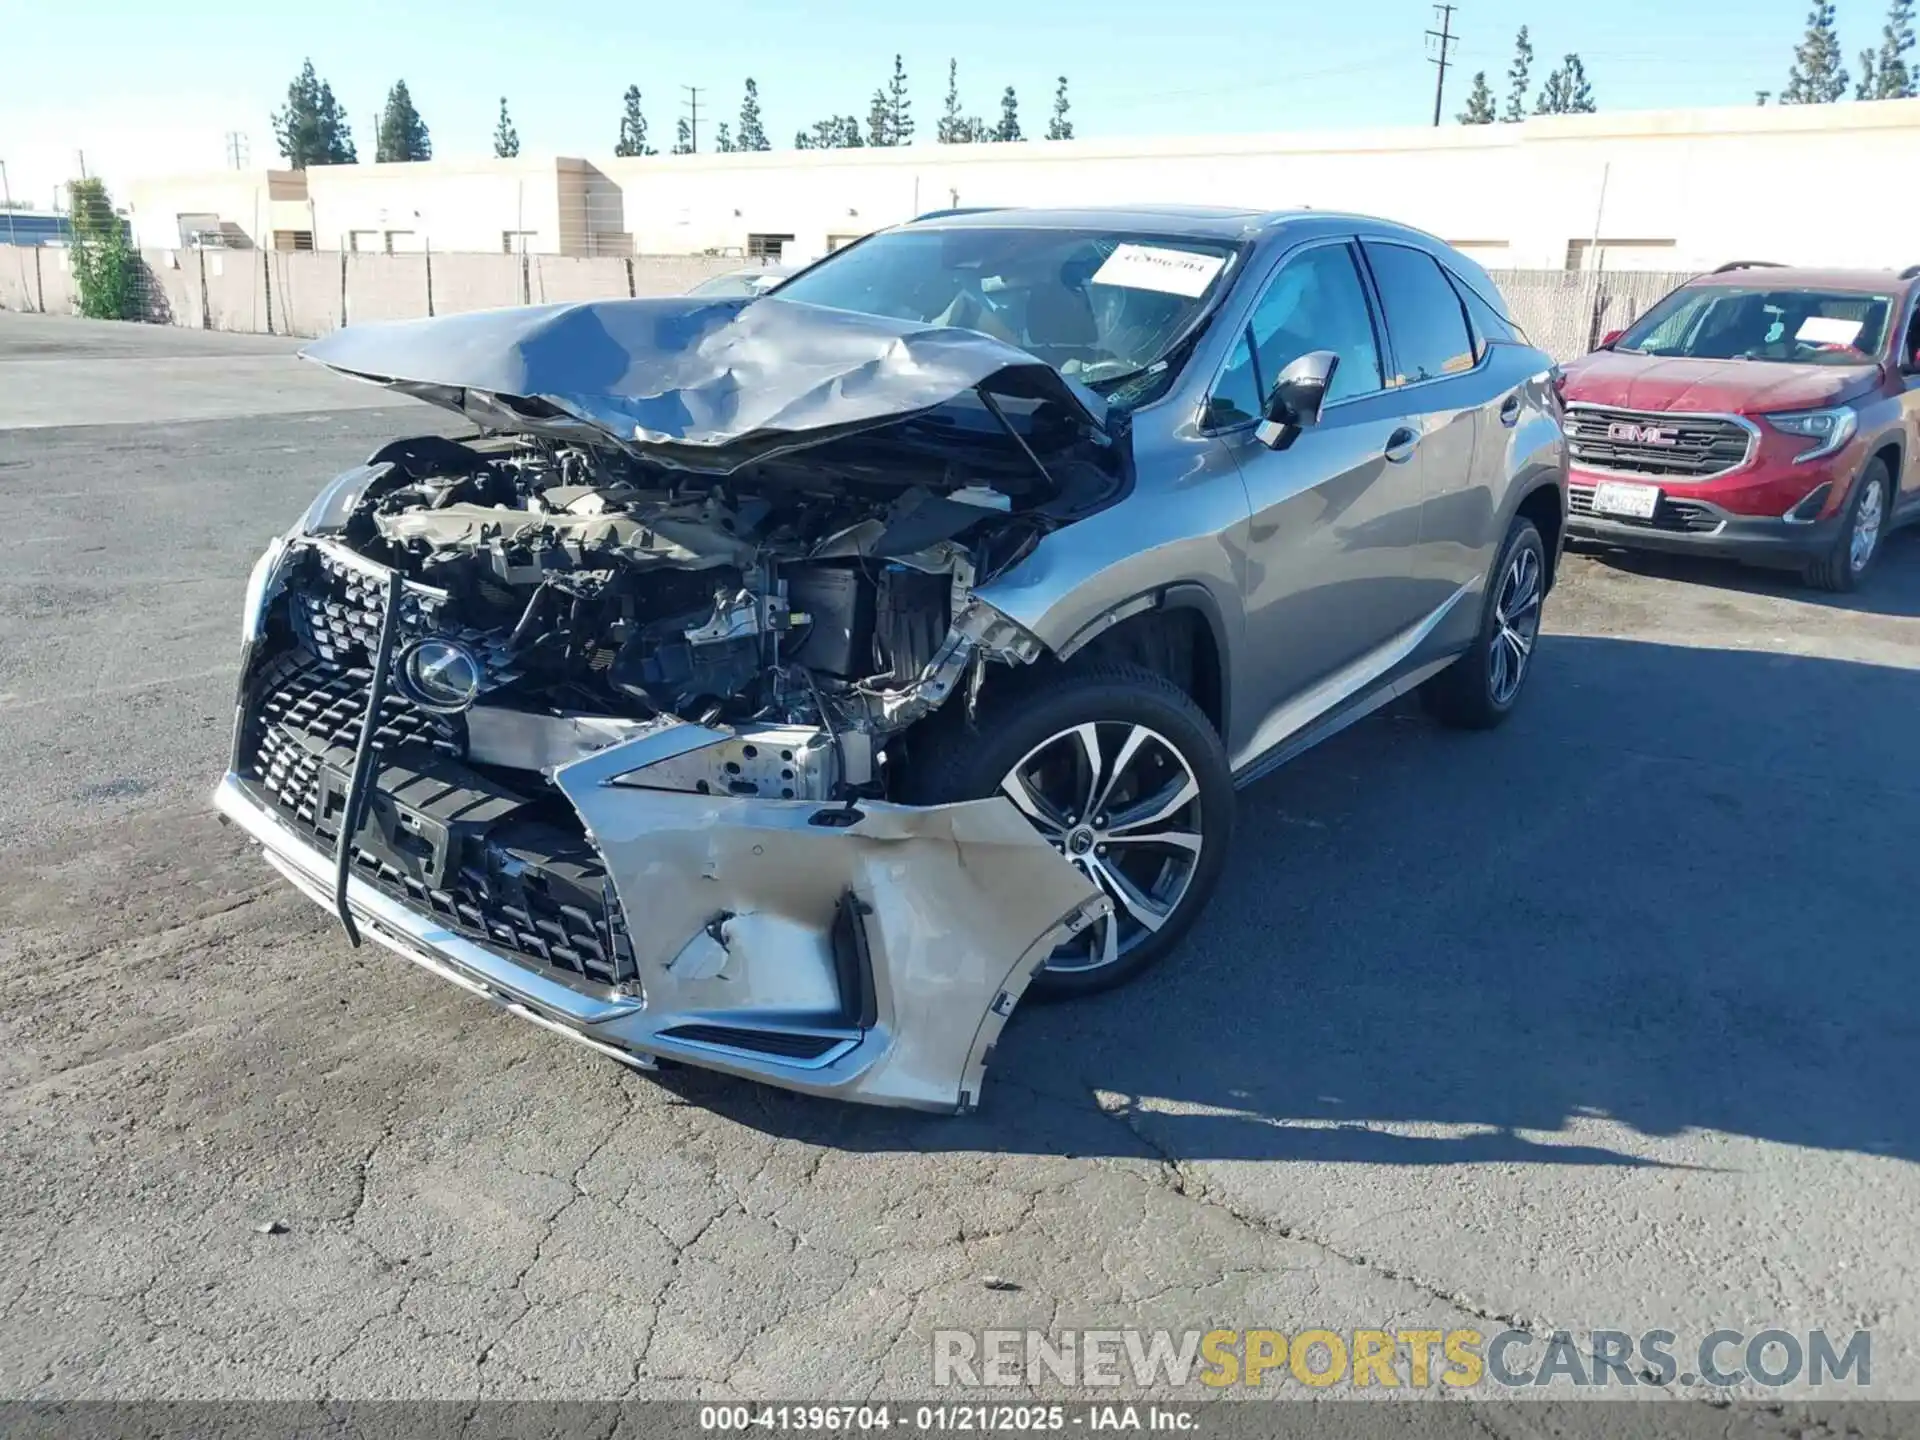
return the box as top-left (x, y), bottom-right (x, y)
top-left (1489, 544), bottom-right (1543, 708)
top-left (1851, 477), bottom-right (1885, 575)
top-left (999, 722), bottom-right (1205, 973)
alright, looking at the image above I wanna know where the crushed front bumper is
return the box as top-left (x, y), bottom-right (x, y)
top-left (213, 740), bottom-right (1109, 1112)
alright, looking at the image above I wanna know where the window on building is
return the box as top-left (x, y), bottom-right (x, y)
top-left (272, 230), bottom-right (315, 252)
top-left (502, 230), bottom-right (538, 255)
top-left (826, 233), bottom-right (866, 253)
top-left (1207, 243), bottom-right (1383, 426)
top-left (1361, 242), bottom-right (1476, 385)
top-left (383, 230), bottom-right (417, 253)
top-left (747, 232), bottom-right (795, 262)
top-left (347, 230), bottom-right (379, 253)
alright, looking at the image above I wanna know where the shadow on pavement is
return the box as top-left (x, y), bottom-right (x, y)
top-left (661, 634), bottom-right (1920, 1169)
top-left (1571, 524), bottom-right (1920, 618)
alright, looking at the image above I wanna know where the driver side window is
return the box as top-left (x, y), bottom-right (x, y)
top-left (1207, 244), bottom-right (1384, 427)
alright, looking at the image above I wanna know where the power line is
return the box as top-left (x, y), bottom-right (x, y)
top-left (1426, 4), bottom-right (1459, 127)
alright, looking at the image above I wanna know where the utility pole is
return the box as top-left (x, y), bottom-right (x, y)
top-left (681, 85), bottom-right (704, 152)
top-left (225, 131), bottom-right (250, 169)
top-left (76, 149), bottom-right (89, 181)
top-left (1426, 4), bottom-right (1458, 127)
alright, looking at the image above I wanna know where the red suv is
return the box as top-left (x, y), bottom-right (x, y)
top-left (1559, 262), bottom-right (1920, 590)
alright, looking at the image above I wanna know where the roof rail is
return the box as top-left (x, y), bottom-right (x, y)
top-left (1711, 260), bottom-right (1787, 273)
top-left (1900, 264), bottom-right (1920, 281)
top-left (911, 206), bottom-right (1006, 222)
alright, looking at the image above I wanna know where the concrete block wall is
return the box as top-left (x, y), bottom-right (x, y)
top-left (270, 253), bottom-right (346, 337)
top-left (434, 253), bottom-right (528, 315)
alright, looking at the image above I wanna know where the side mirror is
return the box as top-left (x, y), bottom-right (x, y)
top-left (1258, 351), bottom-right (1339, 448)
top-left (1599, 328), bottom-right (1625, 349)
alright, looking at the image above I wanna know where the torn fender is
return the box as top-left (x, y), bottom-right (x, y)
top-left (553, 731), bottom-right (1111, 1111)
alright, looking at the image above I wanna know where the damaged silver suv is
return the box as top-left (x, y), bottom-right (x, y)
top-left (217, 206), bottom-right (1566, 1111)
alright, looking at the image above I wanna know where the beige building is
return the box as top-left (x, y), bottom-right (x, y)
top-left (127, 98), bottom-right (1920, 271)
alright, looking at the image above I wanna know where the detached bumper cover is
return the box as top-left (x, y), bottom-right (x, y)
top-left (214, 744), bottom-right (1109, 1112)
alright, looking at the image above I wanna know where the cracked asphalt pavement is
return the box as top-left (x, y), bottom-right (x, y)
top-left (2, 313), bottom-right (1916, 1405)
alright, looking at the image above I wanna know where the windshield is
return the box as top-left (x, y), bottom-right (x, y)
top-left (772, 226), bottom-right (1241, 395)
top-left (1616, 285), bottom-right (1892, 366)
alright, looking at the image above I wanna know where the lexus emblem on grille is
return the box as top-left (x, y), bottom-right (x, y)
top-left (1606, 420), bottom-right (1677, 446)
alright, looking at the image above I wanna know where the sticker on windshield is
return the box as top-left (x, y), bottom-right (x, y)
top-left (1091, 244), bottom-right (1227, 298)
top-left (1797, 315), bottom-right (1864, 347)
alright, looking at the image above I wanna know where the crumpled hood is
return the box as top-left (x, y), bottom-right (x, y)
top-left (1562, 350), bottom-right (1879, 414)
top-left (302, 296), bottom-right (1108, 475)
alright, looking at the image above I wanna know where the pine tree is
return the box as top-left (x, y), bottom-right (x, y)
top-left (938, 60), bottom-right (984, 142)
top-left (1503, 27), bottom-right (1534, 122)
top-left (1458, 71), bottom-right (1497, 124)
top-left (714, 122), bottom-right (734, 152)
top-left (673, 117), bottom-right (693, 155)
top-left (867, 89), bottom-right (892, 146)
top-left (1783, 3), bottom-right (1851, 103)
top-left (614, 86), bottom-right (654, 157)
top-left (737, 78), bottom-right (770, 151)
top-left (797, 116), bottom-right (864, 149)
top-left (993, 86), bottom-right (1022, 142)
top-left (1864, 0), bottom-right (1917, 96)
top-left (1534, 54), bottom-right (1596, 113)
top-left (376, 80), bottom-right (431, 162)
top-left (886, 55), bottom-right (913, 144)
top-left (492, 97), bottom-right (520, 158)
top-left (272, 59), bottom-right (357, 167)
top-left (1047, 76), bottom-right (1073, 139)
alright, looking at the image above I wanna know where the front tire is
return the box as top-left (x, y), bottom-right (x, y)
top-left (1804, 459), bottom-right (1888, 594)
top-left (1420, 515), bottom-right (1547, 730)
top-left (904, 662), bottom-right (1234, 997)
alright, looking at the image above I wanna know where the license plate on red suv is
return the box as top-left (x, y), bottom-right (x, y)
top-left (1591, 481), bottom-right (1661, 519)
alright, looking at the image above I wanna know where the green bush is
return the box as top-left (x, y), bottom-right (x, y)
top-left (66, 177), bottom-right (141, 321)
top-left (70, 225), bottom-right (140, 320)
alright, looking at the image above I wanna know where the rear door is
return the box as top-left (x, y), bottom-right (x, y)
top-left (1357, 240), bottom-right (1516, 616)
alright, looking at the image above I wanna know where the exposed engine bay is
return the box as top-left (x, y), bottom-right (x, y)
top-left (285, 426), bottom-right (1089, 805)
top-left (224, 295), bottom-right (1129, 1111)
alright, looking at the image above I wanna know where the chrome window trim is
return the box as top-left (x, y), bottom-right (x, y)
top-left (1564, 401), bottom-right (1760, 480)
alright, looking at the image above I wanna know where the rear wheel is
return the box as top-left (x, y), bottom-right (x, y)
top-left (905, 663), bottom-right (1234, 997)
top-left (1805, 460), bottom-right (1888, 593)
top-left (1420, 515), bottom-right (1547, 730)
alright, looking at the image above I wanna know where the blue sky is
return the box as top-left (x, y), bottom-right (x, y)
top-left (0, 0), bottom-right (1875, 204)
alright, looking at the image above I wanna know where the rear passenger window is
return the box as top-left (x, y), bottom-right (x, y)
top-left (1447, 271), bottom-right (1520, 357)
top-left (1363, 243), bottom-right (1476, 384)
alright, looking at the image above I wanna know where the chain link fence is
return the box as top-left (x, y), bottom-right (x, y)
top-left (1488, 269), bottom-right (1698, 361)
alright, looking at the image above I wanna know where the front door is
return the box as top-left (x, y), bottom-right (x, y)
top-left (1205, 238), bottom-right (1430, 768)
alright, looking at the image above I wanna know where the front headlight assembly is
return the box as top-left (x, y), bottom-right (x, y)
top-left (1767, 406), bottom-right (1857, 463)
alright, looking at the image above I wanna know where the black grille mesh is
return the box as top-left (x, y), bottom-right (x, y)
top-left (241, 647), bottom-right (635, 990)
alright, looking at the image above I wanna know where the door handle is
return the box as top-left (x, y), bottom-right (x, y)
top-left (1384, 427), bottom-right (1419, 464)
top-left (1500, 394), bottom-right (1522, 427)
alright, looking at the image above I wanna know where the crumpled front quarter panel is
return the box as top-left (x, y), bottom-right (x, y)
top-left (555, 739), bottom-right (1108, 1110)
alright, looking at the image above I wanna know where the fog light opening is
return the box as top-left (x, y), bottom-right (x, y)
top-left (1785, 482), bottom-right (1833, 524)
